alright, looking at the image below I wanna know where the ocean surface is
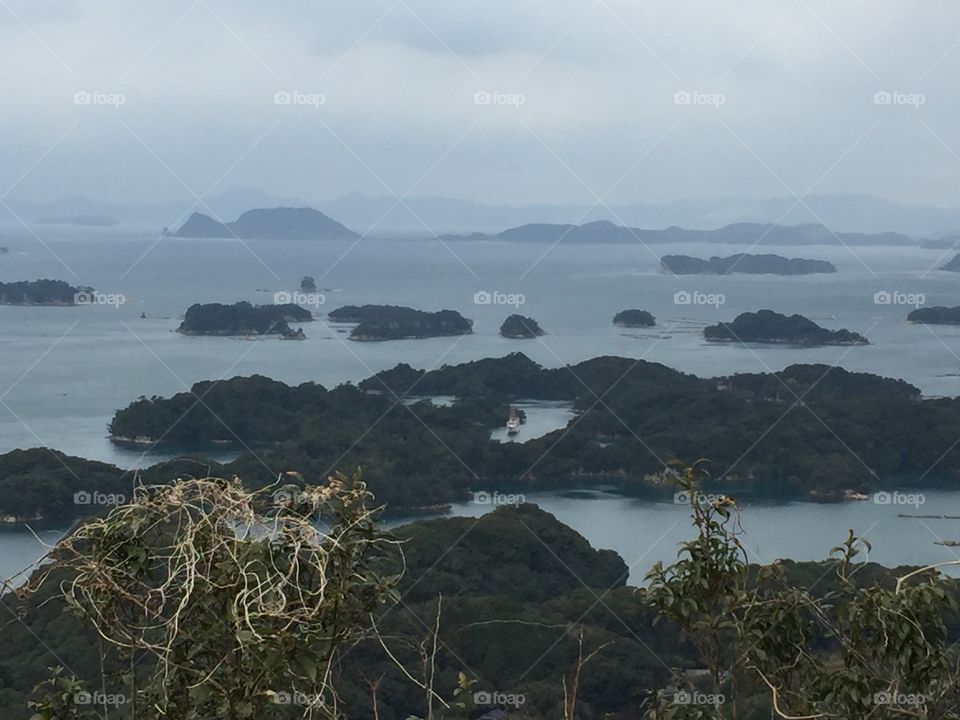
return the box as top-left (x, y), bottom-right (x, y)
top-left (2, 230), bottom-right (960, 582)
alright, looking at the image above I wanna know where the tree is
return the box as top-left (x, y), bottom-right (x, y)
top-left (643, 463), bottom-right (960, 720)
top-left (26, 471), bottom-right (400, 720)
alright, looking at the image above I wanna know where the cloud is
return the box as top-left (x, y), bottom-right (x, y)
top-left (1, 0), bottom-right (960, 209)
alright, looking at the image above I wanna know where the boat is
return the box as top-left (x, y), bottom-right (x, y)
top-left (506, 407), bottom-right (521, 436)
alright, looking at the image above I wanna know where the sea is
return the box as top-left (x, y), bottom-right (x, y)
top-left (2, 229), bottom-right (960, 582)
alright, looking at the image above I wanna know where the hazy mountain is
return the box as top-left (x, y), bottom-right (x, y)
top-left (441, 221), bottom-right (913, 247)
top-left (5, 190), bottom-right (960, 238)
top-left (173, 207), bottom-right (359, 240)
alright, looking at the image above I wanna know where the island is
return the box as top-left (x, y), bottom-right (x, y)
top-left (328, 304), bottom-right (473, 341)
top-left (907, 306), bottom-right (960, 325)
top-left (704, 310), bottom-right (869, 346)
top-left (499, 314), bottom-right (545, 338)
top-left (300, 275), bottom-right (316, 291)
top-left (178, 301), bottom-right (312, 336)
top-left (661, 253), bottom-right (836, 275)
top-left (0, 279), bottom-right (92, 306)
top-left (442, 221), bottom-right (913, 247)
top-left (941, 254), bottom-right (960, 272)
top-left (613, 309), bottom-right (656, 327)
top-left (173, 207), bottom-right (359, 241)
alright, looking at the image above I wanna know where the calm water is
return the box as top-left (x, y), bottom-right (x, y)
top-left (3, 231), bottom-right (960, 582)
top-left (8, 490), bottom-right (960, 585)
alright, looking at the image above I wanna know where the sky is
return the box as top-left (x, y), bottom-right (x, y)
top-left (2, 0), bottom-right (960, 209)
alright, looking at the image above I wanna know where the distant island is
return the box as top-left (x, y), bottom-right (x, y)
top-left (941, 254), bottom-right (960, 272)
top-left (179, 301), bottom-right (312, 336)
top-left (907, 306), bottom-right (960, 325)
top-left (500, 314), bottom-right (545, 338)
top-left (173, 207), bottom-right (359, 240)
top-left (613, 309), bottom-right (655, 327)
top-left (441, 220), bottom-right (913, 247)
top-left (0, 279), bottom-right (90, 306)
top-left (328, 304), bottom-right (473, 341)
top-left (705, 310), bottom-right (869, 346)
top-left (661, 253), bottom-right (836, 275)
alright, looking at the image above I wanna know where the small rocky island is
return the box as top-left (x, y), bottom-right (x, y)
top-left (328, 304), bottom-right (473, 341)
top-left (179, 301), bottom-right (312, 337)
top-left (705, 310), bottom-right (868, 346)
top-left (173, 207), bottom-right (359, 241)
top-left (0, 279), bottom-right (91, 305)
top-left (907, 306), bottom-right (960, 325)
top-left (613, 309), bottom-right (655, 327)
top-left (661, 253), bottom-right (836, 275)
top-left (940, 254), bottom-right (960, 272)
top-left (500, 314), bottom-right (545, 338)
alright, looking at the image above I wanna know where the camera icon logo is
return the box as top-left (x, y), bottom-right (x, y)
top-left (873, 291), bottom-right (891, 305)
top-left (74, 491), bottom-right (92, 505)
top-left (473, 290), bottom-right (492, 305)
top-left (473, 491), bottom-right (491, 505)
top-left (673, 90), bottom-right (692, 105)
top-left (274, 90), bottom-right (292, 105)
top-left (674, 290), bottom-right (692, 305)
top-left (73, 91), bottom-right (92, 105)
top-left (873, 91), bottom-right (892, 105)
top-left (473, 91), bottom-right (492, 105)
top-left (272, 691), bottom-right (292, 705)
top-left (873, 491), bottom-right (892, 505)
top-left (473, 691), bottom-right (492, 704)
top-left (274, 291), bottom-right (293, 304)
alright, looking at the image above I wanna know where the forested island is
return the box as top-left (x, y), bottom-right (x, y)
top-left (0, 351), bottom-right (930, 522)
top-left (613, 309), bottom-right (655, 327)
top-left (661, 253), bottom-right (836, 275)
top-left (328, 304), bottom-right (473, 340)
top-left (0, 279), bottom-right (90, 306)
top-left (499, 313), bottom-right (545, 338)
top-left (178, 301), bottom-right (312, 336)
top-left (907, 306), bottom-right (960, 325)
top-left (705, 310), bottom-right (869, 346)
top-left (173, 207), bottom-right (359, 240)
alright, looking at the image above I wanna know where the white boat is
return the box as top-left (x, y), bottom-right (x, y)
top-left (506, 408), bottom-right (521, 435)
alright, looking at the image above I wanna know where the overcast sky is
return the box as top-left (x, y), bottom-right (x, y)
top-left (2, 0), bottom-right (959, 208)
